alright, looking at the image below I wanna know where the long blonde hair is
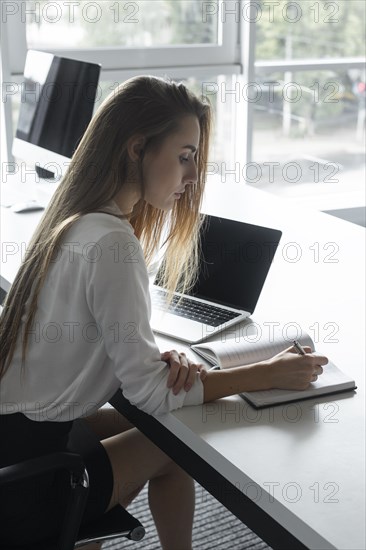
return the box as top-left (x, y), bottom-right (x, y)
top-left (0, 75), bottom-right (212, 379)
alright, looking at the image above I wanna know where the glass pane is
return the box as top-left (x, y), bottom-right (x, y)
top-left (249, 68), bottom-right (366, 196)
top-left (256, 0), bottom-right (365, 60)
top-left (25, 0), bottom-right (219, 49)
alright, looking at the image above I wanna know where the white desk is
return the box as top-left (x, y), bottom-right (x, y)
top-left (1, 179), bottom-right (365, 549)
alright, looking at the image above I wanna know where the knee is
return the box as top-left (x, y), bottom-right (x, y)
top-left (163, 459), bottom-right (191, 479)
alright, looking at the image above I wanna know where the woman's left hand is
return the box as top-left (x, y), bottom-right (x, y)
top-left (161, 350), bottom-right (207, 395)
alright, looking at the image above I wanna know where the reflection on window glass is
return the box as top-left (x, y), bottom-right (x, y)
top-left (26, 0), bottom-right (218, 49)
top-left (249, 69), bottom-right (366, 193)
top-left (256, 0), bottom-right (365, 60)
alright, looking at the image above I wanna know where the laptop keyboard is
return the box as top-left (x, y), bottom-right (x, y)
top-left (152, 289), bottom-right (241, 327)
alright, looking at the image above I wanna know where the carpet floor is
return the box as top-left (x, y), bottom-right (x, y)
top-left (104, 481), bottom-right (272, 550)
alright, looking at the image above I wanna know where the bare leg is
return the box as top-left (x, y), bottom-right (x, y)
top-left (149, 461), bottom-right (195, 550)
top-left (83, 408), bottom-right (194, 550)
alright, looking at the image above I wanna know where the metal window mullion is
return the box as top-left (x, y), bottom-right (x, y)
top-left (237, 0), bottom-right (256, 169)
top-left (255, 58), bottom-right (366, 73)
top-left (5, 7), bottom-right (27, 74)
top-left (0, 19), bottom-right (15, 166)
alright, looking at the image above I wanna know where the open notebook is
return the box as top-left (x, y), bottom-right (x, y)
top-left (191, 330), bottom-right (356, 408)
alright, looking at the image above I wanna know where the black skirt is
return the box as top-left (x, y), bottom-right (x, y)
top-left (0, 412), bottom-right (114, 546)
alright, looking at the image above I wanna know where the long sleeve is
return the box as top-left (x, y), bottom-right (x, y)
top-left (85, 229), bottom-right (204, 416)
top-left (1, 213), bottom-right (204, 422)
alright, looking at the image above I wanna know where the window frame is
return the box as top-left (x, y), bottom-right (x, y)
top-left (6, 0), bottom-right (240, 74)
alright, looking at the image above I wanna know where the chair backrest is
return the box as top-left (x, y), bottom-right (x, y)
top-left (0, 452), bottom-right (145, 549)
top-left (0, 452), bottom-right (89, 550)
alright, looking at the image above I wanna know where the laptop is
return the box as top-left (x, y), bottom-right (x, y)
top-left (150, 215), bottom-right (282, 343)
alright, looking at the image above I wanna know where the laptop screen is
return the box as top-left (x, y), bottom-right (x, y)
top-left (156, 215), bottom-right (282, 313)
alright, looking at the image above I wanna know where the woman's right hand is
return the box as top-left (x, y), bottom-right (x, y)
top-left (265, 345), bottom-right (329, 390)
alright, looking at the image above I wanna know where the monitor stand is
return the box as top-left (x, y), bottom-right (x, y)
top-left (35, 165), bottom-right (56, 180)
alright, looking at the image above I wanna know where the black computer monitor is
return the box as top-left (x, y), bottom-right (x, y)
top-left (12, 50), bottom-right (101, 180)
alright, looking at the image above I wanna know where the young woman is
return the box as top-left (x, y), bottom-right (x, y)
top-left (0, 76), bottom-right (328, 549)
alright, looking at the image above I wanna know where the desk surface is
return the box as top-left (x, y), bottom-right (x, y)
top-left (156, 377), bottom-right (364, 550)
top-left (161, 181), bottom-right (365, 549)
top-left (1, 178), bottom-right (365, 549)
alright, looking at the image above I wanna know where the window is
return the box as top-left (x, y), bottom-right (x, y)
top-left (26, 0), bottom-right (220, 49)
top-left (250, 68), bottom-right (365, 195)
top-left (249, 0), bottom-right (366, 204)
top-left (7, 0), bottom-right (237, 71)
top-left (3, 1), bottom-right (239, 174)
top-left (256, 0), bottom-right (365, 60)
top-left (2, 0), bottom-right (365, 208)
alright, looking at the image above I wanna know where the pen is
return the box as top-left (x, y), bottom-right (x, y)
top-left (293, 340), bottom-right (306, 355)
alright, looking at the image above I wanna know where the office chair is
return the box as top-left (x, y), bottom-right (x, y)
top-left (0, 451), bottom-right (145, 550)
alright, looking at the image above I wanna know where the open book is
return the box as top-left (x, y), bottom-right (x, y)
top-left (191, 331), bottom-right (356, 408)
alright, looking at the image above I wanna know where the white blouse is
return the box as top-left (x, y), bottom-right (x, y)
top-left (0, 201), bottom-right (204, 421)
